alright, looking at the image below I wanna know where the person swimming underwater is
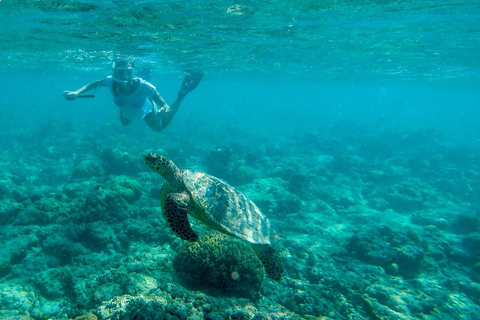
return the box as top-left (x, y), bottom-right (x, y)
top-left (62, 61), bottom-right (203, 132)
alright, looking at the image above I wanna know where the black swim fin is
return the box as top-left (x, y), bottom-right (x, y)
top-left (178, 70), bottom-right (204, 99)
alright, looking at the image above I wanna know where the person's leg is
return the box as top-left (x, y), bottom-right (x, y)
top-left (145, 71), bottom-right (202, 133)
top-left (144, 102), bottom-right (165, 132)
top-left (157, 96), bottom-right (184, 129)
top-left (119, 110), bottom-right (132, 126)
top-left (144, 96), bottom-right (184, 133)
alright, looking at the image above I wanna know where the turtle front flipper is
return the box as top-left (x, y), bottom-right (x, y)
top-left (163, 192), bottom-right (198, 242)
top-left (253, 245), bottom-right (283, 281)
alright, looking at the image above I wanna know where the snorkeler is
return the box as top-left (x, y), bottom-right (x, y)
top-left (62, 61), bottom-right (203, 132)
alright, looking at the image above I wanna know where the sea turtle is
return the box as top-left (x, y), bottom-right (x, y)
top-left (145, 152), bottom-right (283, 280)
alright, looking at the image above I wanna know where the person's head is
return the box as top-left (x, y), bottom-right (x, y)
top-left (112, 61), bottom-right (135, 84)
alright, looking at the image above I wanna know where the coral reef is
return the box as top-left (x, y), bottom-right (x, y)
top-left (172, 232), bottom-right (265, 296)
top-left (347, 225), bottom-right (425, 278)
top-left (0, 120), bottom-right (479, 319)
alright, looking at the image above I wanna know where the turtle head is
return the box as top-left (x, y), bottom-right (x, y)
top-left (145, 153), bottom-right (181, 182)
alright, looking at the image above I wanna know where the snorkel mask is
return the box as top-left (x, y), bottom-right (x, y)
top-left (112, 61), bottom-right (136, 84)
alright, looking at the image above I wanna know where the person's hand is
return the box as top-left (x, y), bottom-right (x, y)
top-left (62, 90), bottom-right (79, 101)
top-left (158, 105), bottom-right (170, 113)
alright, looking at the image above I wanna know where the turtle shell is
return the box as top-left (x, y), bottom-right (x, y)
top-left (182, 170), bottom-right (271, 245)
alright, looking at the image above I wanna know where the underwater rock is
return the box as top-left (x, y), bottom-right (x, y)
top-left (27, 188), bottom-right (44, 202)
top-left (226, 307), bottom-right (256, 320)
top-left (71, 157), bottom-right (105, 180)
top-left (11, 188), bottom-right (30, 204)
top-left (83, 192), bottom-right (109, 221)
top-left (81, 181), bottom-right (137, 222)
top-left (0, 258), bottom-right (12, 278)
top-left (228, 164), bottom-right (260, 186)
top-left (410, 211), bottom-right (450, 230)
top-left (286, 172), bottom-right (313, 199)
top-left (173, 232), bottom-right (265, 296)
top-left (37, 300), bottom-right (62, 318)
top-left (0, 310), bottom-right (32, 319)
top-left (417, 207), bottom-right (480, 237)
top-left (97, 294), bottom-right (167, 320)
top-left (94, 283), bottom-right (124, 306)
top-left (204, 147), bottom-right (261, 185)
top-left (242, 178), bottom-right (302, 215)
top-left (367, 196), bottom-right (390, 211)
top-left (347, 225), bottom-right (425, 278)
top-left (164, 303), bottom-right (189, 320)
top-left (125, 273), bottom-right (158, 295)
top-left (440, 291), bottom-right (480, 318)
top-left (447, 246), bottom-right (476, 266)
top-left (205, 146), bottom-right (233, 181)
top-left (0, 285), bottom-right (37, 316)
top-left (226, 4), bottom-right (255, 16)
top-left (278, 284), bottom-right (332, 318)
top-left (101, 148), bottom-right (143, 176)
top-left (27, 198), bottom-right (62, 225)
top-left (361, 292), bottom-right (412, 319)
top-left (63, 181), bottom-right (97, 199)
top-left (460, 233), bottom-right (480, 258)
top-left (327, 192), bottom-right (357, 209)
top-left (270, 166), bottom-right (317, 200)
top-left (80, 221), bottom-right (119, 252)
top-left (108, 176), bottom-right (142, 204)
top-left (206, 146), bottom-right (232, 168)
top-left (471, 262), bottom-right (480, 282)
top-left (69, 313), bottom-right (98, 320)
top-left (251, 312), bottom-right (269, 320)
top-left (0, 234), bottom-right (39, 275)
top-left (0, 200), bottom-right (23, 225)
top-left (39, 164), bottom-right (71, 185)
top-left (381, 182), bottom-right (427, 212)
top-left (452, 213), bottom-right (480, 234)
top-left (34, 269), bottom-right (68, 300)
top-left (122, 216), bottom-right (169, 243)
top-left (43, 234), bottom-right (88, 265)
top-left (366, 169), bottom-right (398, 185)
top-left (96, 285), bottom-right (297, 320)
top-left (0, 179), bottom-right (12, 199)
top-left (19, 0), bottom-right (99, 12)
top-left (458, 281), bottom-right (480, 302)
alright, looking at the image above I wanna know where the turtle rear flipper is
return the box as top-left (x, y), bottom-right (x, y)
top-left (254, 245), bottom-right (283, 281)
top-left (163, 192), bottom-right (198, 242)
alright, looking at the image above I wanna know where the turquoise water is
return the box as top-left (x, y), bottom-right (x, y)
top-left (1, 1), bottom-right (480, 319)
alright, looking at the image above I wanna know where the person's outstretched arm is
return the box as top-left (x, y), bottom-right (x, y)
top-left (62, 79), bottom-right (106, 100)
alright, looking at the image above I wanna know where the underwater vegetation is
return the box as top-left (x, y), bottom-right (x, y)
top-left (0, 121), bottom-right (479, 319)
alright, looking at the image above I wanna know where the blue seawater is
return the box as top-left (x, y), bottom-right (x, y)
top-left (0, 1), bottom-right (479, 319)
